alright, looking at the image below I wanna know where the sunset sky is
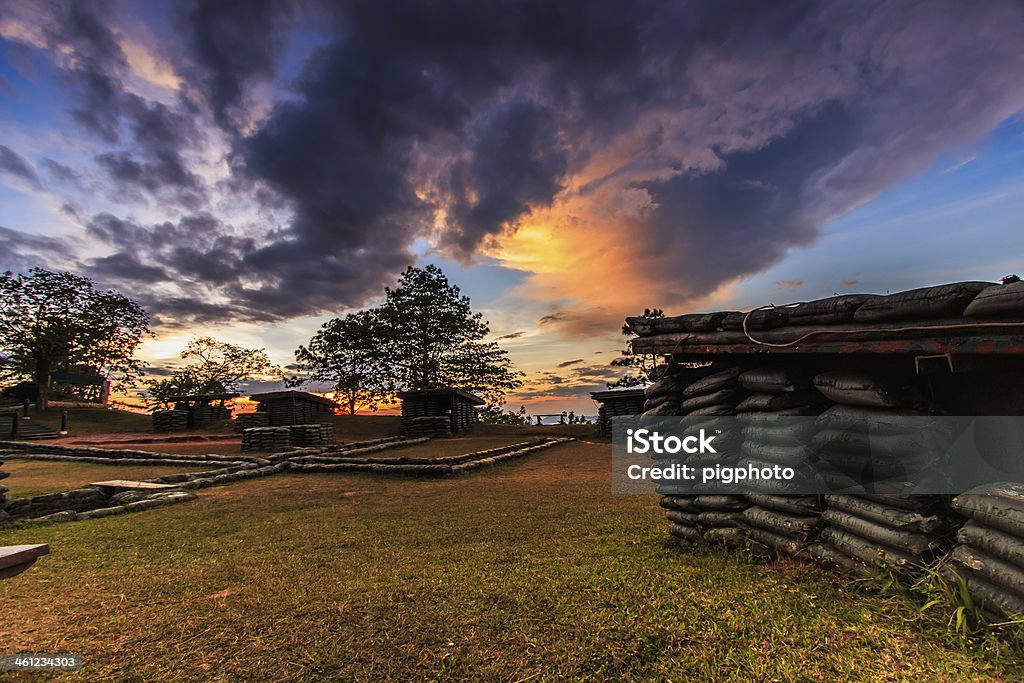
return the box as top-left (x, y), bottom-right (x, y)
top-left (2, 1), bottom-right (1024, 415)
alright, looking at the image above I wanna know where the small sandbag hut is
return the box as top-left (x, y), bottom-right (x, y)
top-left (590, 388), bottom-right (645, 437)
top-left (247, 390), bottom-right (338, 426)
top-left (397, 389), bottom-right (484, 437)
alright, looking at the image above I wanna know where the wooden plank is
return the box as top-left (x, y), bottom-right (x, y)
top-left (90, 480), bottom-right (177, 491)
top-left (0, 544), bottom-right (50, 571)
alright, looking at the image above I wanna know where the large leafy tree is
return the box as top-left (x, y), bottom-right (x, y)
top-left (145, 337), bottom-right (278, 410)
top-left (0, 268), bottom-right (150, 410)
top-left (292, 310), bottom-right (395, 415)
top-left (608, 307), bottom-right (664, 389)
top-left (376, 266), bottom-right (524, 403)
top-left (295, 265), bottom-right (523, 409)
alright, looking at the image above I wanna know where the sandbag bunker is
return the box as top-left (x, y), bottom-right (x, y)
top-left (629, 278), bottom-right (1024, 624)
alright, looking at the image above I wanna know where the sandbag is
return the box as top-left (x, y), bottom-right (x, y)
top-left (642, 401), bottom-right (681, 417)
top-left (703, 526), bottom-right (746, 546)
top-left (821, 510), bottom-right (939, 556)
top-left (668, 523), bottom-right (702, 543)
top-left (645, 372), bottom-right (691, 399)
top-left (686, 404), bottom-right (736, 417)
top-left (943, 568), bottom-right (1024, 617)
top-left (952, 545), bottom-right (1024, 600)
top-left (643, 394), bottom-right (678, 411)
top-left (811, 428), bottom-right (940, 460)
top-left (626, 312), bottom-right (732, 336)
top-left (693, 495), bottom-right (748, 511)
top-left (963, 280), bottom-right (1024, 318)
top-left (666, 510), bottom-right (700, 526)
top-left (813, 372), bottom-right (925, 409)
top-left (722, 309), bottom-right (788, 331)
top-left (743, 506), bottom-right (819, 541)
top-left (817, 405), bottom-right (928, 433)
top-left (746, 494), bottom-right (823, 516)
top-left (958, 521), bottom-right (1024, 570)
top-left (857, 494), bottom-right (938, 511)
top-left (786, 294), bottom-right (882, 325)
top-left (736, 392), bottom-right (819, 413)
top-left (740, 441), bottom-right (811, 467)
top-left (816, 450), bottom-right (911, 480)
top-left (824, 495), bottom-right (944, 533)
top-left (809, 542), bottom-right (861, 571)
top-left (952, 492), bottom-right (1024, 539)
top-left (741, 423), bottom-right (817, 446)
top-left (659, 495), bottom-right (700, 513)
top-left (853, 281), bottom-right (994, 322)
top-left (682, 368), bottom-right (741, 398)
top-left (820, 527), bottom-right (918, 568)
top-left (746, 526), bottom-right (808, 557)
top-left (696, 511), bottom-right (745, 528)
top-left (738, 367), bottom-right (813, 393)
top-left (681, 387), bottom-right (744, 412)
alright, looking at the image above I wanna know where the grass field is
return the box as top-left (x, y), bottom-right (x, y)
top-left (2, 437), bottom-right (1021, 681)
top-left (1, 460), bottom-right (219, 499)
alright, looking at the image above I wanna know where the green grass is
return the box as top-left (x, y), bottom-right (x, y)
top-left (1, 460), bottom-right (219, 499)
top-left (1, 441), bottom-right (1021, 681)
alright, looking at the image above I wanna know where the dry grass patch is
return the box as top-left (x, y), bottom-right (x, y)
top-left (1, 440), bottom-right (1021, 681)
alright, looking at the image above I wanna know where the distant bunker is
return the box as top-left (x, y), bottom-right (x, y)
top-left (589, 388), bottom-right (646, 438)
top-left (398, 389), bottom-right (484, 438)
top-left (152, 393), bottom-right (238, 432)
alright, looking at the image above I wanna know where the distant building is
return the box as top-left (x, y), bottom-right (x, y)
top-left (397, 389), bottom-right (484, 437)
top-left (247, 390), bottom-right (338, 426)
top-left (590, 388), bottom-right (646, 437)
top-left (153, 393), bottom-right (238, 432)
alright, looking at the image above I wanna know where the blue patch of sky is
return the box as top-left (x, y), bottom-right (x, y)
top-left (729, 115), bottom-right (1024, 309)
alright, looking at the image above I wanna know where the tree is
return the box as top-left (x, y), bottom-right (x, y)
top-left (292, 310), bottom-right (395, 415)
top-left (478, 402), bottom-right (529, 425)
top-left (607, 307), bottom-right (664, 389)
top-left (294, 266), bottom-right (524, 410)
top-left (144, 337), bottom-right (278, 410)
top-left (375, 265), bottom-right (524, 403)
top-left (0, 268), bottom-right (150, 410)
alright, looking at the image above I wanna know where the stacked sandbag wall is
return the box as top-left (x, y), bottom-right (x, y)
top-left (191, 404), bottom-right (231, 428)
top-left (234, 411), bottom-right (270, 432)
top-left (451, 399), bottom-right (479, 432)
top-left (241, 426), bottom-right (291, 452)
top-left (288, 424), bottom-right (333, 447)
top-left (596, 392), bottom-right (645, 437)
top-left (404, 416), bottom-right (452, 438)
top-left (947, 485), bottom-right (1024, 620)
top-left (657, 367), bottom-right (753, 546)
top-left (153, 409), bottom-right (189, 432)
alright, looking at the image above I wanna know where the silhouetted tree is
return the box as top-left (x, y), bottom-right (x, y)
top-left (0, 268), bottom-right (149, 410)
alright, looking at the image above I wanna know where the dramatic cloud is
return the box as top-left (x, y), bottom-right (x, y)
top-left (3, 0), bottom-right (1024, 333)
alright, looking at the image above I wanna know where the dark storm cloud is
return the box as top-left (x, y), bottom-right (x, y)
top-left (7, 0), bottom-right (1024, 328)
top-left (444, 98), bottom-right (569, 256)
top-left (0, 145), bottom-right (41, 189)
top-left (180, 0), bottom-right (299, 129)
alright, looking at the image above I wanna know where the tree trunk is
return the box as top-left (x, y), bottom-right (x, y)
top-left (348, 396), bottom-right (356, 415)
top-left (35, 356), bottom-right (51, 412)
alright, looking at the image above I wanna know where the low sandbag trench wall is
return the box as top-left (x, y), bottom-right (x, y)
top-left (629, 279), bottom-right (1024, 626)
top-left (286, 438), bottom-right (572, 476)
top-left (0, 437), bottom-right (572, 524)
